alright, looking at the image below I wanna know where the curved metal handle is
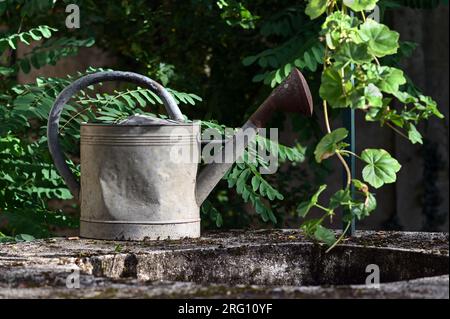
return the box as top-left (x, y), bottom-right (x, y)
top-left (47, 71), bottom-right (184, 200)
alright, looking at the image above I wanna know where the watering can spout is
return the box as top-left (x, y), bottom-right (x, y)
top-left (195, 68), bottom-right (313, 205)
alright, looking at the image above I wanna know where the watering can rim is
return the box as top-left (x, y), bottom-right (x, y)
top-left (80, 121), bottom-right (199, 127)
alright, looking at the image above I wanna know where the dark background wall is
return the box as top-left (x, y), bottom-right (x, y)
top-left (391, 4), bottom-right (449, 232)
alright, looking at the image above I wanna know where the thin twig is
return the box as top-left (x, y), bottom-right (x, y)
top-left (386, 121), bottom-right (410, 140)
top-left (326, 221), bottom-right (351, 253)
top-left (323, 100), bottom-right (332, 134)
top-left (338, 149), bottom-right (362, 161)
top-left (323, 101), bottom-right (352, 188)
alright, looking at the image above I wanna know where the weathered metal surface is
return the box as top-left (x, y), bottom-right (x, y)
top-left (80, 123), bottom-right (201, 240)
top-left (0, 230), bottom-right (448, 299)
top-left (249, 69), bottom-right (313, 128)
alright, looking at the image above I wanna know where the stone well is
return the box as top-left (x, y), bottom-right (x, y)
top-left (0, 230), bottom-right (448, 298)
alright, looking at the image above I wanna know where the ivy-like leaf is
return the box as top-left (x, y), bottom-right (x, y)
top-left (359, 19), bottom-right (400, 57)
top-left (353, 193), bottom-right (377, 220)
top-left (14, 234), bottom-right (36, 242)
top-left (319, 68), bottom-right (350, 108)
top-left (335, 42), bottom-right (373, 66)
top-left (300, 218), bottom-right (322, 237)
top-left (297, 184), bottom-right (327, 217)
top-left (418, 94), bottom-right (444, 119)
top-left (393, 91), bottom-right (417, 104)
top-left (305, 0), bottom-right (328, 20)
top-left (352, 179), bottom-right (369, 194)
top-left (363, 83), bottom-right (383, 109)
top-left (407, 123), bottom-right (423, 144)
top-left (361, 149), bottom-right (402, 188)
top-left (314, 128), bottom-right (349, 163)
top-left (377, 66), bottom-right (406, 94)
top-left (343, 0), bottom-right (378, 12)
top-left (297, 201), bottom-right (313, 218)
top-left (329, 189), bottom-right (352, 210)
top-left (364, 193), bottom-right (377, 215)
top-left (314, 225), bottom-right (336, 246)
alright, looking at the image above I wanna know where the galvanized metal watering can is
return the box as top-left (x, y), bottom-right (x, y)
top-left (47, 69), bottom-right (313, 240)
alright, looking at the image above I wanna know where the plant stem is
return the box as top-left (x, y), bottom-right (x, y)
top-left (338, 149), bottom-right (362, 160)
top-left (326, 221), bottom-right (351, 253)
top-left (322, 102), bottom-right (352, 190)
top-left (361, 108), bottom-right (410, 141)
top-left (60, 105), bottom-right (94, 131)
top-left (373, 56), bottom-right (381, 66)
top-left (315, 203), bottom-right (332, 214)
top-left (386, 121), bottom-right (410, 140)
top-left (337, 152), bottom-right (352, 188)
top-left (322, 100), bottom-right (332, 134)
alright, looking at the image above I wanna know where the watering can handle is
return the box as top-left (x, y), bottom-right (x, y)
top-left (47, 71), bottom-right (184, 200)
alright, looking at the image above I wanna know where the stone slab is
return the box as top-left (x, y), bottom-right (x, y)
top-left (0, 230), bottom-right (448, 299)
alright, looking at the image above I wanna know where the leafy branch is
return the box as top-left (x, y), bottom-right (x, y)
top-left (297, 0), bottom-right (444, 249)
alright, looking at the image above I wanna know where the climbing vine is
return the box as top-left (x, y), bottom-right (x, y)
top-left (296, 0), bottom-right (444, 249)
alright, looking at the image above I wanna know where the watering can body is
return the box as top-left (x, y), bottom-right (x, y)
top-left (80, 122), bottom-right (201, 240)
top-left (47, 69), bottom-right (312, 241)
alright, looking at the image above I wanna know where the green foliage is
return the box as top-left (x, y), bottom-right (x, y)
top-left (0, 133), bottom-right (79, 237)
top-left (242, 4), bottom-right (324, 87)
top-left (343, 0), bottom-right (379, 12)
top-left (313, 2), bottom-right (441, 143)
top-left (319, 68), bottom-right (349, 107)
top-left (296, 0), bottom-right (444, 248)
top-left (201, 200), bottom-right (224, 227)
top-left (243, 39), bottom-right (325, 87)
top-left (359, 19), bottom-right (399, 57)
top-left (0, 231), bottom-right (35, 243)
top-left (331, 180), bottom-right (377, 220)
top-left (314, 128), bottom-right (349, 162)
top-left (361, 149), bottom-right (402, 188)
top-left (305, 0), bottom-right (328, 20)
top-left (313, 225), bottom-right (336, 246)
top-left (0, 25), bottom-right (86, 241)
top-left (216, 0), bottom-right (259, 29)
top-left (18, 37), bottom-right (96, 74)
top-left (296, 184), bottom-right (327, 217)
top-left (201, 125), bottom-right (306, 225)
top-left (0, 26), bottom-right (57, 52)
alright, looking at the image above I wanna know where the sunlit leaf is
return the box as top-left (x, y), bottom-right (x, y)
top-left (361, 149), bottom-right (401, 188)
top-left (359, 19), bottom-right (399, 57)
top-left (314, 128), bottom-right (349, 163)
top-left (314, 225), bottom-right (336, 246)
top-left (305, 0), bottom-right (328, 20)
top-left (297, 185), bottom-right (327, 217)
top-left (343, 0), bottom-right (378, 12)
